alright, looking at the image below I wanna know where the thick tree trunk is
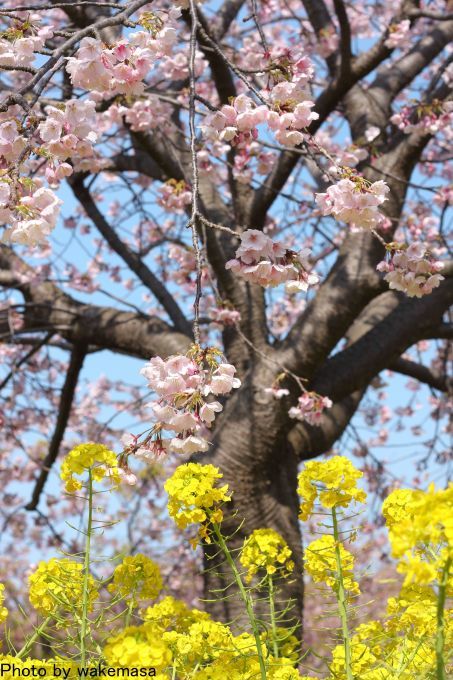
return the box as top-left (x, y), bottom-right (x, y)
top-left (199, 367), bottom-right (304, 635)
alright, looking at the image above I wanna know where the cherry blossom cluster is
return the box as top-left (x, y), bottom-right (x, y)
top-left (66, 11), bottom-right (179, 96)
top-left (232, 144), bottom-right (276, 184)
top-left (1, 183), bottom-right (62, 246)
top-left (267, 100), bottom-right (319, 147)
top-left (138, 347), bottom-right (241, 455)
top-left (317, 27), bottom-right (339, 57)
top-left (315, 130), bottom-right (369, 171)
top-left (161, 48), bottom-right (206, 81)
top-left (265, 54), bottom-right (319, 145)
top-left (384, 20), bottom-right (411, 49)
top-left (434, 186), bottom-right (453, 208)
top-left (0, 118), bottom-right (27, 164)
top-left (106, 97), bottom-right (173, 133)
top-left (289, 392), bottom-right (333, 426)
top-left (201, 91), bottom-right (318, 150)
top-left (226, 229), bottom-right (319, 291)
top-left (390, 101), bottom-right (453, 135)
top-left (164, 245), bottom-right (204, 287)
top-left (377, 242), bottom-right (444, 298)
top-left (0, 16), bottom-right (53, 68)
top-left (158, 180), bottom-right (192, 214)
top-left (315, 177), bottom-right (390, 229)
top-left (200, 95), bottom-right (268, 148)
top-left (208, 306), bottom-right (241, 328)
top-left (38, 99), bottom-right (98, 162)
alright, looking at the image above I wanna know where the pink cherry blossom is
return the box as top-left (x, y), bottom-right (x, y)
top-left (384, 20), bottom-right (411, 49)
top-left (315, 177), bottom-right (389, 229)
top-left (226, 229), bottom-right (319, 290)
top-left (377, 241), bottom-right (444, 297)
top-left (158, 180), bottom-right (192, 214)
top-left (288, 392), bottom-right (333, 426)
top-left (390, 101), bottom-right (453, 135)
top-left (38, 99), bottom-right (98, 161)
top-left (139, 349), bottom-right (241, 456)
top-left (66, 17), bottom-right (178, 96)
top-left (3, 186), bottom-right (62, 246)
top-left (208, 307), bottom-right (241, 328)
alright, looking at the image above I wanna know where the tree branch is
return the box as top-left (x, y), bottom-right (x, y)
top-left (288, 389), bottom-right (365, 460)
top-left (388, 357), bottom-right (452, 393)
top-left (332, 0), bottom-right (352, 78)
top-left (69, 174), bottom-right (192, 336)
top-left (0, 246), bottom-right (192, 360)
top-left (311, 280), bottom-right (453, 402)
top-left (25, 343), bottom-right (87, 511)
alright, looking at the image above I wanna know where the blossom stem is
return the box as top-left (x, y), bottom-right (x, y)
top-left (16, 616), bottom-right (52, 659)
top-left (124, 597), bottom-right (134, 628)
top-left (331, 508), bottom-right (353, 680)
top-left (212, 522), bottom-right (267, 679)
top-left (436, 557), bottom-right (451, 680)
top-left (80, 469), bottom-right (93, 668)
top-left (267, 575), bottom-right (279, 659)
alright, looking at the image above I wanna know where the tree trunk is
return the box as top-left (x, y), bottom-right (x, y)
top-left (199, 367), bottom-right (304, 635)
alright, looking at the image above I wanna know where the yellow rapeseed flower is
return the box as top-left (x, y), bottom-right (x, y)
top-left (60, 442), bottom-right (120, 492)
top-left (163, 619), bottom-right (233, 670)
top-left (164, 463), bottom-right (230, 545)
top-left (0, 583), bottom-right (8, 624)
top-left (297, 456), bottom-right (366, 520)
top-left (108, 554), bottom-right (163, 603)
top-left (382, 483), bottom-right (453, 587)
top-left (142, 595), bottom-right (209, 631)
top-left (304, 534), bottom-right (360, 596)
top-left (28, 558), bottom-right (98, 617)
top-left (103, 624), bottom-right (172, 669)
top-left (329, 642), bottom-right (377, 679)
top-left (239, 528), bottom-right (294, 582)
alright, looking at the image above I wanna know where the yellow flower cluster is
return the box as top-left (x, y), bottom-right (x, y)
top-left (326, 571), bottom-right (453, 678)
top-left (386, 584), bottom-right (438, 637)
top-left (108, 554), bottom-right (163, 602)
top-left (304, 535), bottom-right (360, 596)
top-left (0, 583), bottom-right (7, 624)
top-left (329, 641), bottom-right (378, 679)
top-left (261, 628), bottom-right (300, 663)
top-left (28, 558), bottom-right (98, 617)
top-left (329, 616), bottom-right (440, 679)
top-left (164, 463), bottom-right (230, 544)
top-left (103, 599), bottom-right (304, 679)
top-left (142, 595), bottom-right (209, 630)
top-left (194, 652), bottom-right (302, 679)
top-left (297, 456), bottom-right (367, 520)
top-left (382, 483), bottom-right (453, 587)
top-left (103, 625), bottom-right (172, 670)
top-left (60, 442), bottom-right (120, 492)
top-left (240, 528), bottom-right (295, 582)
top-left (163, 619), bottom-right (233, 670)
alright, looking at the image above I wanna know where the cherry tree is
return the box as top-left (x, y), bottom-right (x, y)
top-left (0, 0), bottom-right (452, 626)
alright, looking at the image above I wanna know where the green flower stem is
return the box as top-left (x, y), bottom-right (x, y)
top-left (436, 557), bottom-right (451, 680)
top-left (16, 616), bottom-right (52, 659)
top-left (267, 575), bottom-right (279, 659)
top-left (211, 522), bottom-right (267, 680)
top-left (124, 597), bottom-right (135, 628)
top-left (80, 470), bottom-right (94, 669)
top-left (331, 508), bottom-right (353, 680)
